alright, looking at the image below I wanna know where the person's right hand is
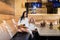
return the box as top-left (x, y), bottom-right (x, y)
top-left (20, 27), bottom-right (28, 32)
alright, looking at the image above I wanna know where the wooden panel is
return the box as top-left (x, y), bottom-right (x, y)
top-left (42, 0), bottom-right (48, 3)
top-left (0, 23), bottom-right (11, 40)
top-left (6, 19), bottom-right (17, 36)
top-left (58, 8), bottom-right (60, 14)
top-left (0, 14), bottom-right (14, 20)
top-left (0, 19), bottom-right (17, 40)
top-left (29, 8), bottom-right (47, 14)
top-left (28, 14), bottom-right (60, 24)
top-left (27, 0), bottom-right (38, 2)
top-left (0, 1), bottom-right (14, 15)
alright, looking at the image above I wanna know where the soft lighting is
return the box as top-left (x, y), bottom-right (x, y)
top-left (33, 6), bottom-right (36, 9)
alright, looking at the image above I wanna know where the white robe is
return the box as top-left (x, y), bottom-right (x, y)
top-left (18, 18), bottom-right (37, 37)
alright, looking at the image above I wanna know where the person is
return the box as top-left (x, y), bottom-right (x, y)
top-left (17, 11), bottom-right (32, 40)
top-left (29, 17), bottom-right (40, 40)
top-left (29, 17), bottom-right (37, 31)
top-left (17, 11), bottom-right (40, 40)
top-left (18, 11), bottom-right (34, 35)
top-left (49, 22), bottom-right (53, 29)
top-left (11, 11), bottom-right (31, 40)
top-left (40, 20), bottom-right (46, 27)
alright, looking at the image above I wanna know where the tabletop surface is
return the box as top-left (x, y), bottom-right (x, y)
top-left (36, 24), bottom-right (60, 36)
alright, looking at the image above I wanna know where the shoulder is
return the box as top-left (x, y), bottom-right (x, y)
top-left (25, 17), bottom-right (29, 20)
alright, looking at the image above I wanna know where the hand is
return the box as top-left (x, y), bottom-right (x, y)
top-left (20, 27), bottom-right (28, 32)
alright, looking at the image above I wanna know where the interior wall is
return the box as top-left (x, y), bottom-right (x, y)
top-left (15, 0), bottom-right (26, 21)
top-left (0, 0), bottom-right (15, 8)
top-left (0, 0), bottom-right (27, 40)
top-left (58, 8), bottom-right (60, 14)
top-left (0, 1), bottom-right (14, 21)
top-left (0, 0), bottom-right (27, 23)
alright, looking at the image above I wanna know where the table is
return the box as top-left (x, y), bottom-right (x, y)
top-left (36, 24), bottom-right (60, 40)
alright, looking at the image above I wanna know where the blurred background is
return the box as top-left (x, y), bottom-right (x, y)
top-left (0, 0), bottom-right (60, 40)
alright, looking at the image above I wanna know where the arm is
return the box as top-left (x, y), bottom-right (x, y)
top-left (17, 19), bottom-right (29, 32)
